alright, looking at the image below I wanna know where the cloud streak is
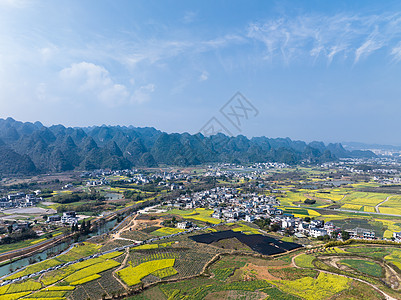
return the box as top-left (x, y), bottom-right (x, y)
top-left (246, 12), bottom-right (401, 65)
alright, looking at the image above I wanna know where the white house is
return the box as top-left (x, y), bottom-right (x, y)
top-left (309, 227), bottom-right (327, 238)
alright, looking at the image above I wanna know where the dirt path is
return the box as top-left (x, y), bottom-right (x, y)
top-left (112, 247), bottom-right (130, 290)
top-left (376, 196), bottom-right (392, 213)
top-left (113, 214), bottom-right (139, 240)
top-left (292, 253), bottom-right (398, 300)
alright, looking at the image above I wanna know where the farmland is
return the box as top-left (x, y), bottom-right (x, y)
top-left (117, 259), bottom-right (176, 286)
top-left (2, 163), bottom-right (401, 299)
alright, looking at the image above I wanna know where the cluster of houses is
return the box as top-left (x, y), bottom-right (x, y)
top-left (165, 186), bottom-right (380, 241)
top-left (47, 211), bottom-right (78, 225)
top-left (0, 192), bottom-right (42, 209)
top-left (166, 187), bottom-right (279, 213)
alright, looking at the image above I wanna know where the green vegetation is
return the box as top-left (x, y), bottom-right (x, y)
top-left (213, 267), bottom-right (235, 281)
top-left (294, 254), bottom-right (315, 268)
top-left (340, 259), bottom-right (383, 277)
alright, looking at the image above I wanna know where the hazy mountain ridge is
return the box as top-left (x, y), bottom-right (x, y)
top-left (0, 118), bottom-right (375, 175)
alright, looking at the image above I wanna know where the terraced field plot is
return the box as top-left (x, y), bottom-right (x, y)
top-left (5, 242), bottom-right (102, 280)
top-left (151, 227), bottom-right (185, 236)
top-left (294, 254), bottom-right (315, 268)
top-left (271, 272), bottom-right (352, 300)
top-left (282, 207), bottom-right (321, 218)
top-left (340, 259), bottom-right (383, 277)
top-left (341, 192), bottom-right (390, 207)
top-left (117, 259), bottom-right (176, 286)
top-left (163, 208), bottom-right (220, 224)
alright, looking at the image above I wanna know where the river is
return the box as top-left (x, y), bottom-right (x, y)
top-left (0, 217), bottom-right (119, 277)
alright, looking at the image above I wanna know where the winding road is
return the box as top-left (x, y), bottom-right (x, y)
top-left (375, 196), bottom-right (392, 213)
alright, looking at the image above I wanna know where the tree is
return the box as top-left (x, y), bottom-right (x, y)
top-left (341, 230), bottom-right (350, 241)
top-left (7, 225), bottom-right (13, 234)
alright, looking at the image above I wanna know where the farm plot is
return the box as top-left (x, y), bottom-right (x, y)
top-left (339, 259), bottom-right (383, 277)
top-left (232, 223), bottom-right (261, 235)
top-left (280, 192), bottom-right (306, 206)
top-left (345, 246), bottom-right (391, 259)
top-left (270, 272), bottom-right (352, 300)
top-left (40, 255), bottom-right (121, 286)
top-left (117, 259), bottom-right (176, 286)
top-left (341, 192), bottom-right (389, 207)
top-left (380, 195), bottom-right (401, 210)
top-left (384, 248), bottom-right (401, 270)
top-left (151, 227), bottom-right (185, 236)
top-left (0, 280), bottom-right (41, 294)
top-left (6, 258), bottom-right (62, 280)
top-left (294, 254), bottom-right (315, 268)
top-left (281, 207), bottom-right (320, 218)
top-left (64, 259), bottom-right (120, 284)
top-left (375, 219), bottom-right (401, 239)
top-left (164, 208), bottom-right (220, 224)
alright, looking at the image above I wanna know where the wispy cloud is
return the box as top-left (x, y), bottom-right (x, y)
top-left (246, 12), bottom-right (401, 65)
top-left (182, 11), bottom-right (197, 24)
top-left (391, 42), bottom-right (401, 62)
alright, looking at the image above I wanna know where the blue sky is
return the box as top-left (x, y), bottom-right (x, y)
top-left (1, 0), bottom-right (401, 145)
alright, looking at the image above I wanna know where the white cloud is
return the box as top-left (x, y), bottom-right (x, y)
top-left (391, 42), bottom-right (401, 62)
top-left (182, 11), bottom-right (197, 24)
top-left (130, 83), bottom-right (155, 104)
top-left (59, 62), bottom-right (152, 106)
top-left (354, 26), bottom-right (384, 63)
top-left (199, 71), bottom-right (209, 81)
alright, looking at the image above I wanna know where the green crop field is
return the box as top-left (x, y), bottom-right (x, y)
top-left (340, 259), bottom-right (383, 277)
top-left (213, 267), bottom-right (235, 281)
top-left (384, 248), bottom-right (401, 269)
top-left (294, 254), bottom-right (315, 268)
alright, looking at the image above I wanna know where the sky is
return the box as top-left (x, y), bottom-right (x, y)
top-left (1, 0), bottom-right (401, 145)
